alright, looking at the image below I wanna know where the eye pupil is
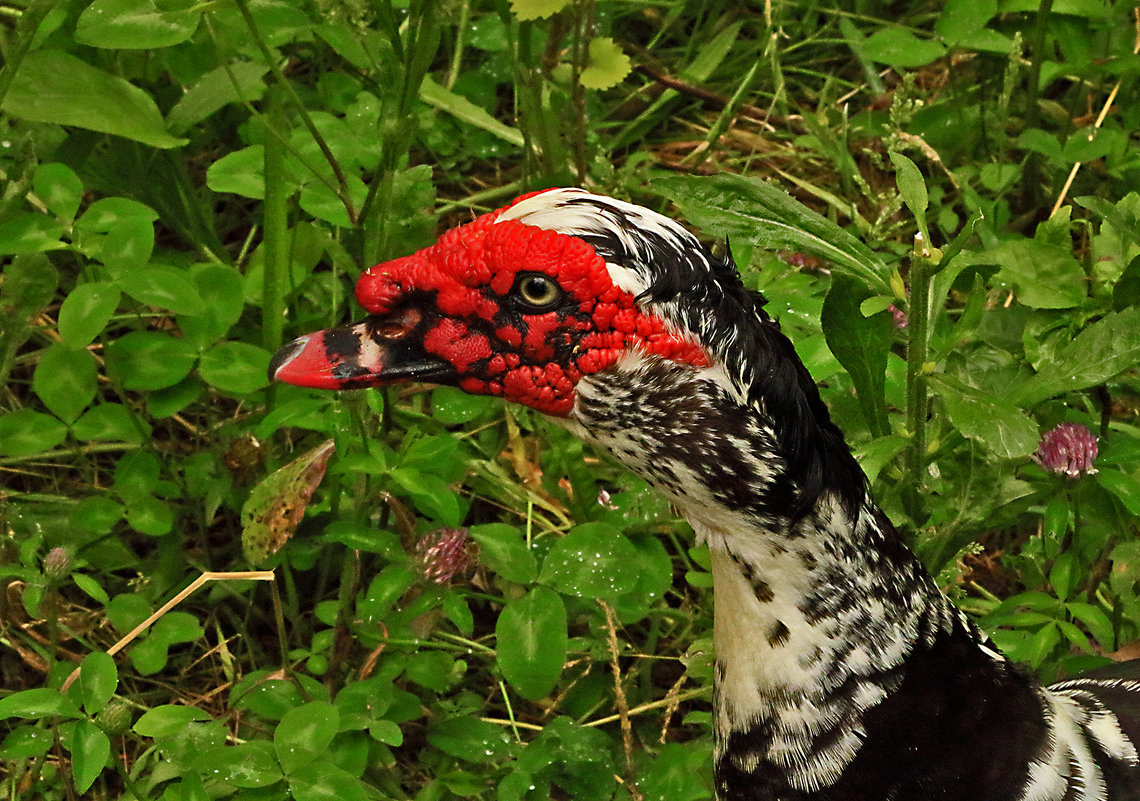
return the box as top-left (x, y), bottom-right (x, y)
top-left (517, 274), bottom-right (560, 308)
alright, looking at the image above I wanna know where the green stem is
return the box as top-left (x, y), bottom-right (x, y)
top-left (262, 85), bottom-right (289, 356)
top-left (231, 0), bottom-right (356, 222)
top-left (904, 234), bottom-right (939, 522)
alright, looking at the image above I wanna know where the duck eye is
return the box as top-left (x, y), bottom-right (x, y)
top-left (515, 273), bottom-right (562, 309)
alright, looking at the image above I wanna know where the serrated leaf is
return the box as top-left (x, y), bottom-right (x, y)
top-left (495, 586), bottom-right (566, 700)
top-left (821, 275), bottom-right (892, 437)
top-left (989, 239), bottom-right (1086, 308)
top-left (419, 76), bottom-right (523, 146)
top-left (242, 440), bottom-right (335, 564)
top-left (1, 50), bottom-right (186, 148)
top-left (1011, 307), bottom-right (1140, 406)
top-left (656, 173), bottom-right (895, 297)
top-left (580, 37), bottom-right (631, 90)
top-left (929, 375), bottom-right (1039, 458)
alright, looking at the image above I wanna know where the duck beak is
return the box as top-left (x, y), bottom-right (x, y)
top-left (269, 307), bottom-right (454, 390)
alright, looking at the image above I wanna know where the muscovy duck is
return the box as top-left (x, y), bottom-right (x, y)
top-left (270, 187), bottom-right (1140, 801)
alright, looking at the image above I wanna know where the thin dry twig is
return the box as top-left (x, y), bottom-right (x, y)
top-left (61, 570), bottom-right (276, 692)
top-left (1051, 7), bottom-right (1140, 217)
top-left (599, 599), bottom-right (642, 801)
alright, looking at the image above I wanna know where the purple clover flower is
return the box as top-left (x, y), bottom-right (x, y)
top-left (416, 528), bottom-right (474, 584)
top-left (1033, 423), bottom-right (1098, 477)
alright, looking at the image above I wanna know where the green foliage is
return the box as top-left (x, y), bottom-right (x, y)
top-left (2, 0), bottom-right (1139, 797)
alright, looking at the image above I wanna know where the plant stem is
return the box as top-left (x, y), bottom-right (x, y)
top-left (262, 85), bottom-right (289, 356)
top-left (904, 233), bottom-right (939, 522)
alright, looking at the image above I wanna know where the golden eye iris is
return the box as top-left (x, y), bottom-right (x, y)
top-left (517, 274), bottom-right (561, 309)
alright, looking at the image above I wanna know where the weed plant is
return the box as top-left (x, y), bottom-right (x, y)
top-left (1, 0), bottom-right (1139, 798)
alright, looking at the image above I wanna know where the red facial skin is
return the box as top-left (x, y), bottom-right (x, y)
top-left (273, 191), bottom-right (711, 416)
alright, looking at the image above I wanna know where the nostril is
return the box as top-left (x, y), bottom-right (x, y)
top-left (268, 336), bottom-right (309, 380)
top-left (370, 307), bottom-right (422, 341)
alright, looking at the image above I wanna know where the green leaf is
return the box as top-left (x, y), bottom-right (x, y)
top-left (656, 173), bottom-right (895, 297)
top-left (1109, 541), bottom-right (1140, 611)
top-left (935, 0), bottom-right (997, 43)
top-left (989, 239), bottom-right (1086, 308)
top-left (0, 726), bottom-right (54, 759)
top-left (862, 28), bottom-right (946, 67)
top-left (1065, 601), bottom-right (1115, 648)
top-left (288, 760), bottom-right (371, 801)
top-left (276, 702), bottom-right (339, 774)
top-left (76, 0), bottom-right (201, 50)
top-left (33, 342), bottom-right (97, 423)
top-left (76, 651), bottom-right (118, 715)
top-left (1011, 307), bottom-right (1140, 406)
top-left (468, 523), bottom-right (537, 584)
top-left (179, 263), bottom-right (246, 347)
top-left (33, 163), bottom-right (84, 222)
top-left (198, 342), bottom-right (271, 394)
top-left (76, 197), bottom-right (160, 232)
top-left (427, 716), bottom-right (514, 762)
top-left (419, 76), bottom-right (524, 146)
top-left (496, 586), bottom-right (567, 700)
top-left (64, 719), bottom-right (110, 793)
top-left (1114, 254), bottom-right (1140, 311)
top-left (509, 0), bottom-right (569, 20)
top-left (73, 403), bottom-right (148, 443)
top-left (889, 151), bottom-right (929, 242)
top-left (118, 267), bottom-right (205, 315)
top-left (58, 282), bottom-right (121, 346)
top-left (929, 375), bottom-right (1039, 459)
top-left (821, 275), bottom-right (892, 437)
top-left (191, 741), bottom-right (283, 788)
top-left (2, 50), bottom-right (186, 148)
top-left (105, 331), bottom-right (198, 390)
top-left (1095, 469), bottom-right (1140, 516)
top-left (538, 522), bottom-right (640, 599)
top-left (580, 37), bottom-right (631, 90)
top-left (1049, 551), bottom-right (1076, 602)
top-left (0, 408), bottom-right (68, 457)
top-left (167, 62), bottom-right (269, 134)
top-left (0, 688), bottom-right (83, 719)
top-left (0, 212), bottom-right (67, 254)
top-left (206, 146), bottom-right (265, 199)
top-left (0, 254), bottom-right (58, 334)
top-left (242, 440), bottom-right (336, 564)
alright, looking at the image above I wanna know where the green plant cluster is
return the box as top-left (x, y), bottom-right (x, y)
top-left (1, 0), bottom-right (1138, 798)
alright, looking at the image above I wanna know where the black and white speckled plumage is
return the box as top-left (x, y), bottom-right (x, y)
top-left (501, 189), bottom-right (1140, 801)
